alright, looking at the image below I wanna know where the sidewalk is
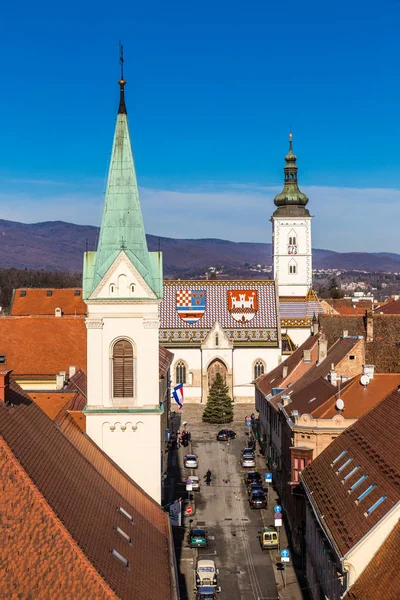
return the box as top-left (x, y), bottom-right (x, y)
top-left (255, 450), bottom-right (306, 600)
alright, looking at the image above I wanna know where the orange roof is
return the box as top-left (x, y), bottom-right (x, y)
top-left (11, 288), bottom-right (86, 316)
top-left (344, 522), bottom-right (400, 600)
top-left (312, 374), bottom-right (400, 419)
top-left (29, 392), bottom-right (75, 420)
top-left (0, 316), bottom-right (86, 376)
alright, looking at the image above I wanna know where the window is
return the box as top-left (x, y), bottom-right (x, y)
top-left (366, 496), bottom-right (387, 515)
top-left (130, 283), bottom-right (135, 294)
top-left (113, 340), bottom-right (134, 398)
top-left (289, 264), bottom-right (296, 274)
top-left (111, 549), bottom-right (129, 568)
top-left (332, 450), bottom-right (348, 465)
top-left (343, 466), bottom-right (360, 482)
top-left (110, 284), bottom-right (116, 295)
top-left (338, 458), bottom-right (353, 473)
top-left (118, 506), bottom-right (133, 521)
top-left (115, 526), bottom-right (131, 544)
top-left (288, 236), bottom-right (297, 245)
top-left (293, 456), bottom-right (312, 482)
top-left (215, 334), bottom-right (219, 347)
top-left (0, 355), bottom-right (6, 365)
top-left (175, 361), bottom-right (187, 384)
top-left (357, 484), bottom-right (376, 503)
top-left (19, 290), bottom-right (26, 297)
top-left (74, 290), bottom-right (81, 296)
top-left (254, 360), bottom-right (265, 379)
top-left (46, 290), bottom-right (53, 297)
top-left (350, 474), bottom-right (368, 492)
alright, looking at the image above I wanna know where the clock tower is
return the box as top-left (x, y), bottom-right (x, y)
top-left (272, 134), bottom-right (312, 297)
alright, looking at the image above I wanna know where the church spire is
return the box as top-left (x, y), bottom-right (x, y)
top-left (84, 51), bottom-right (161, 298)
top-left (273, 133), bottom-right (309, 216)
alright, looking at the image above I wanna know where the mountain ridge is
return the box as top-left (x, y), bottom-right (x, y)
top-left (1, 218), bottom-right (399, 274)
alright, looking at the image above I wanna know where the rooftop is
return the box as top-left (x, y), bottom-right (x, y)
top-left (301, 388), bottom-right (400, 556)
top-left (0, 375), bottom-right (174, 600)
top-left (11, 288), bottom-right (86, 316)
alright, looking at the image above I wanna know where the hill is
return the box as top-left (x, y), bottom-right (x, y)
top-left (0, 219), bottom-right (399, 275)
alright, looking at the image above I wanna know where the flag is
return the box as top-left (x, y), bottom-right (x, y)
top-left (173, 383), bottom-right (184, 409)
top-left (169, 498), bottom-right (182, 527)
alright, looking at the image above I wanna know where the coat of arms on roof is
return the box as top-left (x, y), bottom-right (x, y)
top-left (176, 289), bottom-right (206, 323)
top-left (228, 290), bottom-right (258, 322)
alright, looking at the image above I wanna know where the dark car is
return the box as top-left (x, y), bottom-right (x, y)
top-left (189, 528), bottom-right (208, 548)
top-left (244, 471), bottom-right (262, 486)
top-left (247, 482), bottom-right (264, 495)
top-left (216, 429), bottom-right (236, 441)
top-left (249, 489), bottom-right (267, 509)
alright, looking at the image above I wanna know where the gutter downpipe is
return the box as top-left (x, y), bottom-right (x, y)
top-left (167, 516), bottom-right (181, 599)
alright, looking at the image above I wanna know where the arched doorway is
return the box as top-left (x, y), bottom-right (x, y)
top-left (207, 359), bottom-right (227, 388)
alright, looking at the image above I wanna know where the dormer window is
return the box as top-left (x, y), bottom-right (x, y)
top-left (46, 290), bottom-right (53, 297)
top-left (74, 290), bottom-right (81, 296)
top-left (19, 290), bottom-right (26, 297)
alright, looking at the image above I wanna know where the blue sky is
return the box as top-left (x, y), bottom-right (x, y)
top-left (0, 0), bottom-right (399, 252)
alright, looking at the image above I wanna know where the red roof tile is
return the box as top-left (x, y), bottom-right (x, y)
top-left (11, 288), bottom-right (86, 316)
top-left (255, 333), bottom-right (321, 396)
top-left (29, 391), bottom-right (75, 420)
top-left (374, 298), bottom-right (400, 315)
top-left (343, 522), bottom-right (400, 600)
top-left (0, 316), bottom-right (86, 376)
top-left (0, 378), bottom-right (174, 600)
top-left (301, 389), bottom-right (400, 556)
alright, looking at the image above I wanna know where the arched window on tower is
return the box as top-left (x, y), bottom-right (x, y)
top-left (254, 360), bottom-right (265, 379)
top-left (113, 339), bottom-right (134, 398)
top-left (175, 361), bottom-right (187, 385)
top-left (289, 261), bottom-right (297, 275)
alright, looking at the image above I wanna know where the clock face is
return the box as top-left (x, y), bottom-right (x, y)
top-left (287, 244), bottom-right (298, 255)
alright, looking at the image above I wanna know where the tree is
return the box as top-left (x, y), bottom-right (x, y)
top-left (202, 372), bottom-right (234, 424)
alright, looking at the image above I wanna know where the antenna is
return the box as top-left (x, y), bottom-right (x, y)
top-left (336, 398), bottom-right (345, 411)
top-left (158, 237), bottom-right (161, 252)
top-left (360, 374), bottom-right (370, 387)
top-left (85, 237), bottom-right (88, 252)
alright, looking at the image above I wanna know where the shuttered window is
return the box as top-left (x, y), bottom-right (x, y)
top-left (113, 340), bottom-right (134, 398)
top-left (175, 361), bottom-right (186, 384)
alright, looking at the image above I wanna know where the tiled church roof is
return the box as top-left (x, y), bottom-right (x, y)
top-left (159, 280), bottom-right (278, 344)
top-left (279, 293), bottom-right (323, 327)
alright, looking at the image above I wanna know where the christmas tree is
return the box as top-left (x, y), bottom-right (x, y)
top-left (202, 372), bottom-right (234, 423)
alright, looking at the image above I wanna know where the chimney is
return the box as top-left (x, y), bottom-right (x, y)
top-left (69, 365), bottom-right (76, 378)
top-left (318, 335), bottom-right (328, 364)
top-left (55, 307), bottom-right (62, 318)
top-left (56, 371), bottom-right (66, 389)
top-left (282, 365), bottom-right (288, 379)
top-left (303, 349), bottom-right (311, 363)
top-left (0, 370), bottom-right (12, 404)
top-left (282, 394), bottom-right (291, 407)
top-left (311, 314), bottom-right (319, 335)
top-left (365, 310), bottom-right (374, 342)
top-left (362, 364), bottom-right (375, 380)
top-left (343, 330), bottom-right (348, 338)
top-left (329, 365), bottom-right (338, 386)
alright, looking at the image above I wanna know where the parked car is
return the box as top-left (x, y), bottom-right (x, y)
top-left (184, 454), bottom-right (199, 469)
top-left (189, 528), bottom-right (208, 548)
top-left (260, 526), bottom-right (279, 550)
top-left (216, 429), bottom-right (236, 441)
top-left (189, 475), bottom-right (201, 491)
top-left (244, 471), bottom-right (262, 486)
top-left (196, 585), bottom-right (218, 599)
top-left (247, 482), bottom-right (264, 495)
top-left (241, 455), bottom-right (256, 468)
top-left (242, 448), bottom-right (255, 457)
top-left (249, 489), bottom-right (267, 509)
top-left (196, 559), bottom-right (218, 587)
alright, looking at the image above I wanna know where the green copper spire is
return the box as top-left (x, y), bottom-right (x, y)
top-left (83, 65), bottom-right (162, 300)
top-left (273, 134), bottom-right (310, 217)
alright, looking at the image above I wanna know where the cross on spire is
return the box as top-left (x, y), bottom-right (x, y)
top-left (118, 41), bottom-right (127, 115)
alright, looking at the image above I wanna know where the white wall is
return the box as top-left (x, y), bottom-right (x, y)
top-left (272, 217), bottom-right (312, 297)
top-left (286, 327), bottom-right (311, 348)
top-left (86, 412), bottom-right (162, 502)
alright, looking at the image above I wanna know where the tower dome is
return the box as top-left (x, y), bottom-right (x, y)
top-left (273, 134), bottom-right (309, 215)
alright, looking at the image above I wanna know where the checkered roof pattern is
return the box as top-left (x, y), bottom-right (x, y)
top-left (160, 281), bottom-right (277, 330)
top-left (279, 297), bottom-right (323, 319)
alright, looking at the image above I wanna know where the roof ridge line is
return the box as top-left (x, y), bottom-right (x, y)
top-left (0, 436), bottom-right (118, 599)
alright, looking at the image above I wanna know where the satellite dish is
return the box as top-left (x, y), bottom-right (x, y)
top-left (360, 375), bottom-right (370, 387)
top-left (336, 398), bottom-right (345, 411)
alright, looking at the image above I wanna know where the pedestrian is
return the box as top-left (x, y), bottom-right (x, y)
top-left (187, 431), bottom-right (191, 442)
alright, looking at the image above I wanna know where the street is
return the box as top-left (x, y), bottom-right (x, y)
top-left (176, 405), bottom-right (279, 600)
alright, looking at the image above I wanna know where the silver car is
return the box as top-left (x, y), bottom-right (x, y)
top-left (184, 454), bottom-right (199, 469)
top-left (241, 456), bottom-right (256, 468)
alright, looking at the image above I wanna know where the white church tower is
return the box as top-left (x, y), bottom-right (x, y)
top-left (82, 69), bottom-right (163, 502)
top-left (272, 134), bottom-right (312, 297)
